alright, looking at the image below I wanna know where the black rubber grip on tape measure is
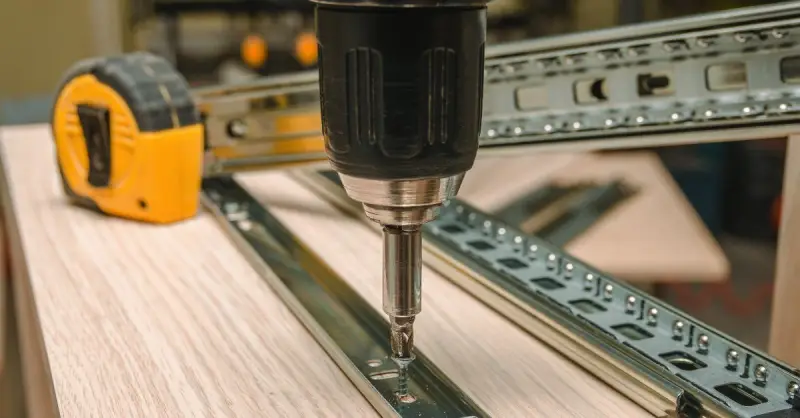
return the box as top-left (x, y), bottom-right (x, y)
top-left (89, 52), bottom-right (200, 131)
top-left (316, 6), bottom-right (486, 180)
top-left (53, 52), bottom-right (199, 135)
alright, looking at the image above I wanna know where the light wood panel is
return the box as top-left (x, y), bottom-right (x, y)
top-left (238, 172), bottom-right (652, 418)
top-left (769, 136), bottom-right (800, 367)
top-left (0, 125), bottom-right (375, 418)
top-left (459, 152), bottom-right (729, 283)
top-left (0, 124), bottom-right (653, 417)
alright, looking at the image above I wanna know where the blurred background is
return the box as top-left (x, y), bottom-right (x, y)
top-left (0, 0), bottom-right (792, 356)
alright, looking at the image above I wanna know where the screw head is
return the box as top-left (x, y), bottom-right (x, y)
top-left (513, 126), bottom-right (524, 135)
top-left (482, 220), bottom-right (493, 235)
top-left (496, 227), bottom-right (507, 241)
top-left (487, 129), bottom-right (498, 138)
top-left (726, 349), bottom-right (739, 368)
top-left (788, 382), bottom-right (799, 399)
top-left (603, 284), bottom-right (614, 301)
top-left (527, 244), bottom-right (539, 258)
top-left (564, 263), bottom-right (574, 277)
top-left (584, 274), bottom-right (595, 290)
top-left (546, 253), bottom-right (557, 269)
top-left (672, 320), bottom-right (685, 339)
top-left (647, 308), bottom-right (659, 325)
top-left (625, 296), bottom-right (636, 313)
top-left (754, 365), bottom-right (768, 383)
top-left (698, 334), bottom-right (710, 352)
top-left (237, 219), bottom-right (253, 231)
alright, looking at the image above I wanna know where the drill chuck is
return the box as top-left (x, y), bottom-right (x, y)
top-left (313, 2), bottom-right (488, 226)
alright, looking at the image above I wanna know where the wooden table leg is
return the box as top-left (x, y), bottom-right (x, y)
top-left (769, 135), bottom-right (800, 367)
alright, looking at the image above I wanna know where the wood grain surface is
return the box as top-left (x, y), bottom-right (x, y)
top-left (0, 125), bottom-right (375, 418)
top-left (238, 172), bottom-right (652, 418)
top-left (459, 153), bottom-right (729, 283)
top-left (1, 124), bottom-right (652, 417)
top-left (769, 136), bottom-right (800, 367)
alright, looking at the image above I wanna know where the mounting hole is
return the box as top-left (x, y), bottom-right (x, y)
top-left (569, 299), bottom-right (608, 314)
top-left (660, 351), bottom-right (708, 371)
top-left (138, 199), bottom-right (148, 210)
top-left (497, 258), bottom-right (528, 269)
top-left (440, 224), bottom-right (466, 234)
top-left (531, 277), bottom-right (564, 290)
top-left (466, 240), bottom-right (495, 251)
top-left (715, 383), bottom-right (767, 406)
top-left (611, 323), bottom-right (654, 341)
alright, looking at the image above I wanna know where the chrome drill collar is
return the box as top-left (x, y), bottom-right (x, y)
top-left (338, 173), bottom-right (465, 226)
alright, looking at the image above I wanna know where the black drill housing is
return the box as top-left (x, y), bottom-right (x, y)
top-left (315, 5), bottom-right (487, 180)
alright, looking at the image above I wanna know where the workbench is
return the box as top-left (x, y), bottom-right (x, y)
top-left (0, 124), bottom-right (795, 417)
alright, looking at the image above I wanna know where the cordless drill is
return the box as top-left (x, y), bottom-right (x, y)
top-left (311, 0), bottom-right (489, 365)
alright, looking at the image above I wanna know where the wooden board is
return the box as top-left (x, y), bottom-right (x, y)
top-left (0, 124), bottom-right (652, 417)
top-left (769, 135), bottom-right (800, 367)
top-left (460, 152), bottom-right (730, 283)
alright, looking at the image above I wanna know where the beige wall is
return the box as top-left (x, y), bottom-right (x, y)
top-left (0, 0), bottom-right (123, 99)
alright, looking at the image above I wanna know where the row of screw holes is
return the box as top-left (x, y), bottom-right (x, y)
top-left (445, 208), bottom-right (800, 403)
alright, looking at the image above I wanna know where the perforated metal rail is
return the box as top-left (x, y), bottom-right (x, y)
top-left (423, 199), bottom-right (800, 418)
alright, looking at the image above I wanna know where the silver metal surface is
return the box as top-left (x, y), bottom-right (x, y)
top-left (383, 226), bottom-right (423, 318)
top-left (189, 2), bottom-right (800, 174)
top-left (201, 176), bottom-right (488, 418)
top-left (383, 225), bottom-right (422, 363)
top-left (338, 174), bottom-right (465, 226)
top-left (296, 169), bottom-right (800, 418)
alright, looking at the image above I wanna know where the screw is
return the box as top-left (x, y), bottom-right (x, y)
top-left (228, 119), bottom-right (248, 138)
top-left (482, 220), bottom-right (493, 235)
top-left (546, 254), bottom-right (557, 270)
top-left (237, 219), bottom-right (253, 231)
top-left (635, 116), bottom-right (646, 124)
top-left (779, 103), bottom-right (790, 112)
top-left (704, 109), bottom-right (715, 118)
top-left (670, 112), bottom-right (681, 121)
top-left (223, 202), bottom-right (239, 214)
top-left (527, 244), bottom-right (539, 259)
top-left (564, 263), bottom-right (574, 278)
top-left (543, 123), bottom-right (554, 133)
top-left (698, 334), bottom-right (710, 353)
top-left (466, 213), bottom-right (478, 225)
top-left (726, 349), bottom-right (739, 369)
top-left (603, 284), bottom-right (614, 301)
top-left (513, 126), bottom-right (524, 135)
top-left (647, 308), bottom-right (658, 326)
top-left (496, 227), bottom-right (507, 242)
top-left (625, 296), bottom-right (636, 313)
top-left (604, 118), bottom-right (616, 127)
top-left (584, 274), bottom-right (595, 290)
top-left (742, 106), bottom-right (753, 114)
top-left (487, 129), bottom-right (498, 138)
top-left (513, 236), bottom-right (524, 251)
top-left (788, 382), bottom-right (799, 399)
top-left (672, 320), bottom-right (685, 339)
top-left (754, 365), bottom-right (768, 384)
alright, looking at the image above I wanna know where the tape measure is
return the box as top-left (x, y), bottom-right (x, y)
top-left (51, 52), bottom-right (205, 224)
